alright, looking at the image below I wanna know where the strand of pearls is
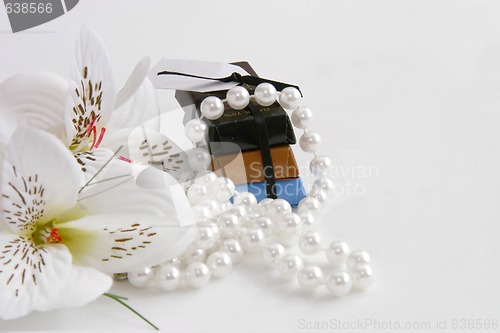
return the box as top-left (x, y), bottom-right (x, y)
top-left (127, 193), bottom-right (373, 295)
top-left (124, 84), bottom-right (374, 296)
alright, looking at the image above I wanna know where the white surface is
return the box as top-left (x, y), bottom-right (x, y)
top-left (1, 1), bottom-right (500, 332)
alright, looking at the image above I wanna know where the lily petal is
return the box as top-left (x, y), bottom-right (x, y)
top-left (74, 147), bottom-right (114, 185)
top-left (107, 77), bottom-right (160, 131)
top-left (0, 113), bottom-right (16, 143)
top-left (96, 127), bottom-right (134, 160)
top-left (102, 78), bottom-right (161, 160)
top-left (57, 214), bottom-right (196, 274)
top-left (114, 57), bottom-right (151, 110)
top-left (0, 233), bottom-right (72, 320)
top-left (36, 264), bottom-right (112, 312)
top-left (1, 128), bottom-right (82, 234)
top-left (127, 127), bottom-right (191, 183)
top-left (65, 26), bottom-right (116, 151)
top-left (78, 157), bottom-right (180, 217)
top-left (0, 72), bottom-right (68, 141)
top-left (0, 114), bottom-right (16, 227)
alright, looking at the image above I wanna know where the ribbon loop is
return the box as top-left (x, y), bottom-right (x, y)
top-left (158, 71), bottom-right (302, 96)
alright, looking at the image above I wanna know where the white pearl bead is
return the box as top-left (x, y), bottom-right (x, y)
top-left (267, 199), bottom-right (292, 219)
top-left (297, 265), bottom-right (324, 291)
top-left (251, 216), bottom-right (274, 236)
top-left (241, 228), bottom-right (265, 253)
top-left (278, 212), bottom-right (303, 233)
top-left (262, 242), bottom-right (285, 267)
top-left (195, 225), bottom-right (217, 250)
top-left (312, 177), bottom-right (335, 197)
top-left (183, 247), bottom-right (206, 265)
top-left (351, 263), bottom-right (374, 290)
top-left (199, 199), bottom-right (225, 217)
top-left (257, 198), bottom-right (274, 214)
top-left (245, 211), bottom-right (260, 221)
top-left (209, 177), bottom-right (235, 201)
top-left (217, 212), bottom-right (241, 238)
top-left (194, 170), bottom-right (218, 185)
top-left (220, 238), bottom-right (244, 264)
top-left (192, 205), bottom-right (211, 220)
top-left (233, 192), bottom-right (258, 211)
top-left (198, 221), bottom-right (220, 240)
top-left (187, 183), bottom-right (208, 205)
top-left (299, 131), bottom-right (321, 153)
top-left (309, 188), bottom-right (327, 203)
top-left (185, 262), bottom-right (211, 288)
top-left (291, 107), bottom-right (313, 129)
top-left (346, 250), bottom-right (371, 270)
top-left (277, 230), bottom-right (298, 247)
top-left (325, 271), bottom-right (352, 297)
top-left (326, 241), bottom-right (350, 266)
top-left (200, 96), bottom-right (224, 120)
top-left (184, 119), bottom-right (207, 143)
top-left (254, 83), bottom-right (277, 106)
top-left (206, 251), bottom-right (233, 278)
top-left (278, 254), bottom-right (304, 280)
top-left (187, 148), bottom-right (211, 171)
top-left (218, 200), bottom-right (231, 212)
top-left (226, 86), bottom-right (250, 110)
top-left (298, 231), bottom-right (322, 255)
top-left (155, 264), bottom-right (181, 291)
top-left (278, 87), bottom-right (301, 111)
top-left (297, 197), bottom-right (321, 214)
top-left (309, 155), bottom-right (332, 176)
top-left (165, 258), bottom-right (181, 267)
top-left (128, 267), bottom-right (154, 288)
top-left (299, 212), bottom-right (314, 226)
top-left (227, 205), bottom-right (247, 218)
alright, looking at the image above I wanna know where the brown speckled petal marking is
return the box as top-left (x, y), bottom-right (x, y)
top-left (128, 128), bottom-right (191, 182)
top-left (58, 214), bottom-right (196, 274)
top-left (73, 148), bottom-right (114, 183)
top-left (101, 223), bottom-right (158, 262)
top-left (69, 66), bottom-right (104, 148)
top-left (1, 129), bottom-right (81, 237)
top-left (0, 234), bottom-right (72, 320)
top-left (2, 165), bottom-right (46, 235)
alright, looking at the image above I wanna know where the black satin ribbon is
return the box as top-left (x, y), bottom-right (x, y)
top-left (158, 70), bottom-right (302, 96)
top-left (246, 102), bottom-right (277, 199)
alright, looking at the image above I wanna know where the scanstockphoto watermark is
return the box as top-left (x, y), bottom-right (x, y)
top-left (245, 161), bottom-right (379, 197)
top-left (317, 161), bottom-right (379, 197)
top-left (3, 0), bottom-right (79, 33)
top-left (297, 318), bottom-right (499, 331)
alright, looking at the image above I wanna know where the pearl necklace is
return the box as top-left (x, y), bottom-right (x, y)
top-left (124, 84), bottom-right (374, 297)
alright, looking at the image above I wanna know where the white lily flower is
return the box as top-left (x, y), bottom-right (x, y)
top-left (0, 26), bottom-right (159, 181)
top-left (0, 128), bottom-right (195, 320)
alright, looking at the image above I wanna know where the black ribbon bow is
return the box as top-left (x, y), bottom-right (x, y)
top-left (157, 70), bottom-right (302, 96)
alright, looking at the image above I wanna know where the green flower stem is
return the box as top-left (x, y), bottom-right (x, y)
top-left (79, 145), bottom-right (123, 194)
top-left (103, 292), bottom-right (159, 331)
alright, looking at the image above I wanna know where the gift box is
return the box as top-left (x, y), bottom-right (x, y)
top-left (212, 145), bottom-right (299, 185)
top-left (174, 61), bottom-right (303, 203)
top-left (175, 62), bottom-right (296, 156)
top-left (235, 178), bottom-right (307, 206)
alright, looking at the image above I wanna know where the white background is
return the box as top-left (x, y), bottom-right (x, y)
top-left (1, 1), bottom-right (500, 332)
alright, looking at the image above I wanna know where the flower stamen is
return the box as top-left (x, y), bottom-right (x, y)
top-left (46, 228), bottom-right (62, 244)
top-left (85, 115), bottom-right (98, 139)
top-left (94, 127), bottom-right (106, 149)
top-left (118, 156), bottom-right (132, 163)
top-left (84, 115), bottom-right (107, 150)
